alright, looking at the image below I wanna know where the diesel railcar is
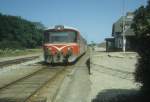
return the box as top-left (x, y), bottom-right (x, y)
top-left (43, 25), bottom-right (87, 64)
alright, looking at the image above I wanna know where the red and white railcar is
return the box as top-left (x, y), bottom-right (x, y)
top-left (43, 25), bottom-right (87, 64)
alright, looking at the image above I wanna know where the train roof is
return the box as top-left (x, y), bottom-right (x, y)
top-left (45, 25), bottom-right (86, 42)
top-left (45, 25), bottom-right (79, 32)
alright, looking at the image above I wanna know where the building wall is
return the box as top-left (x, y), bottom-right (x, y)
top-left (114, 36), bottom-right (135, 51)
top-left (115, 35), bottom-right (122, 49)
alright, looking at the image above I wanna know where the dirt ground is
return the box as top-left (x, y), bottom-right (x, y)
top-left (90, 49), bottom-right (140, 101)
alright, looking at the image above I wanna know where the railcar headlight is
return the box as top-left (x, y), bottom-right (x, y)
top-left (67, 47), bottom-right (71, 51)
top-left (48, 47), bottom-right (51, 51)
top-left (67, 47), bottom-right (72, 56)
top-left (46, 47), bottom-right (51, 55)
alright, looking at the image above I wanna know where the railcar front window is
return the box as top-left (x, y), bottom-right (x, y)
top-left (48, 31), bottom-right (76, 43)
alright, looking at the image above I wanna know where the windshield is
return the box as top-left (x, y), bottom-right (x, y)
top-left (47, 31), bottom-right (77, 43)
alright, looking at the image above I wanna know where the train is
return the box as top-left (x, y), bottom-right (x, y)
top-left (43, 25), bottom-right (87, 64)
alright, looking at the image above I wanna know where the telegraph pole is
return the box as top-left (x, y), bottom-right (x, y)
top-left (122, 0), bottom-right (126, 52)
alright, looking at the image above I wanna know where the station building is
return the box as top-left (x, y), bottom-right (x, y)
top-left (105, 12), bottom-right (136, 52)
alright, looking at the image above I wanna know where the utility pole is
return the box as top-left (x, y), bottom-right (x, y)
top-left (122, 0), bottom-right (126, 52)
top-left (144, 0), bottom-right (147, 7)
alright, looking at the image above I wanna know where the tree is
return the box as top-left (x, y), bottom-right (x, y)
top-left (0, 13), bottom-right (44, 49)
top-left (131, 0), bottom-right (150, 93)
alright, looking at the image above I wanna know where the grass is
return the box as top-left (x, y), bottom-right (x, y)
top-left (0, 48), bottom-right (42, 58)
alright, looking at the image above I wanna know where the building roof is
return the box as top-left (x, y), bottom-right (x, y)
top-left (105, 37), bottom-right (114, 41)
top-left (46, 25), bottom-right (79, 31)
top-left (112, 17), bottom-right (123, 35)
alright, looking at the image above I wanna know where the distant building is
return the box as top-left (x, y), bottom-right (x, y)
top-left (106, 12), bottom-right (135, 52)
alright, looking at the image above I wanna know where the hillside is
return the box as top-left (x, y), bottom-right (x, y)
top-left (0, 13), bottom-right (44, 49)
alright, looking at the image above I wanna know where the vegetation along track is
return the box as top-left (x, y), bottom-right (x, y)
top-left (0, 66), bottom-right (68, 102)
top-left (0, 56), bottom-right (39, 67)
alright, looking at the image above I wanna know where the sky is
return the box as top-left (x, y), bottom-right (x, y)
top-left (0, 0), bottom-right (146, 43)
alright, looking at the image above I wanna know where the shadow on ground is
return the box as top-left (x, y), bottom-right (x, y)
top-left (92, 89), bottom-right (149, 102)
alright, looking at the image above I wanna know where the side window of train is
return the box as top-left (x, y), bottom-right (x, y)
top-left (74, 32), bottom-right (78, 42)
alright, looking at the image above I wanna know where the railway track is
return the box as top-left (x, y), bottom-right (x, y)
top-left (0, 66), bottom-right (69, 102)
top-left (0, 51), bottom-right (88, 102)
top-left (0, 55), bottom-right (40, 67)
